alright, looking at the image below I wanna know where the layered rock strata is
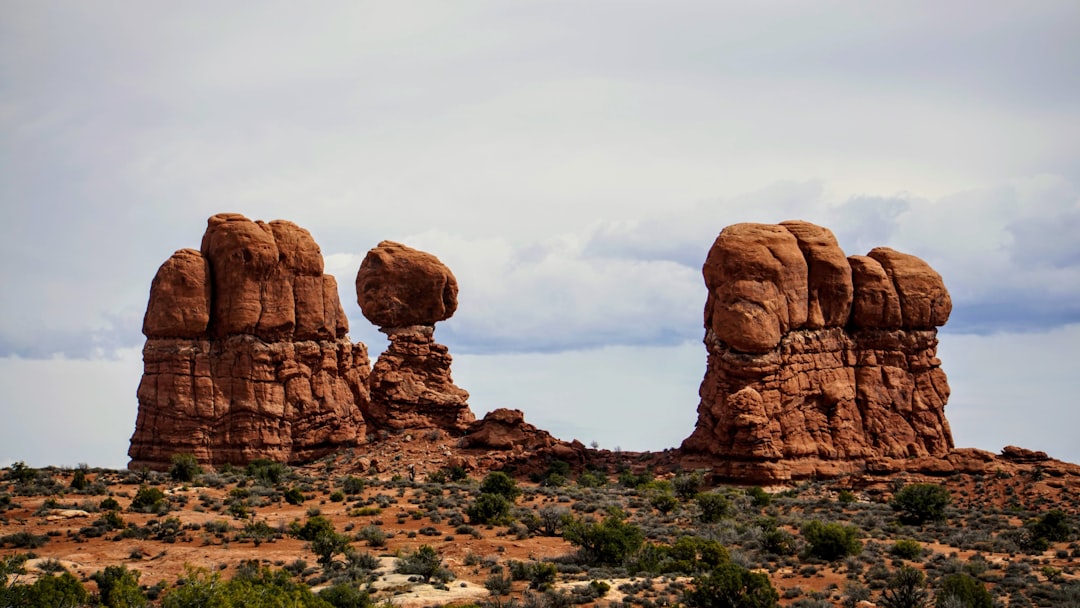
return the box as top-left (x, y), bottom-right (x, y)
top-left (129, 213), bottom-right (370, 469)
top-left (357, 241), bottom-right (474, 432)
top-left (681, 220), bottom-right (954, 482)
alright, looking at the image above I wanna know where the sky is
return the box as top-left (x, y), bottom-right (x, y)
top-left (1, 2), bottom-right (1078, 469)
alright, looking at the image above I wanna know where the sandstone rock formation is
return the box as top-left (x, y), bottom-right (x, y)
top-left (129, 213), bottom-right (370, 470)
top-left (681, 220), bottom-right (954, 482)
top-left (357, 242), bottom-right (474, 432)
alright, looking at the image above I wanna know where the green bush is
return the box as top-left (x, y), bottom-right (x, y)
top-left (696, 492), bottom-right (731, 523)
top-left (479, 471), bottom-right (521, 501)
top-left (341, 476), bottom-right (366, 495)
top-left (290, 515), bottom-right (336, 541)
top-left (890, 539), bottom-right (923, 560)
top-left (70, 467), bottom-right (89, 491)
top-left (319, 583), bottom-right (371, 608)
top-left (169, 454), bottom-right (202, 482)
top-left (100, 497), bottom-right (121, 511)
top-left (130, 485), bottom-right (166, 512)
top-left (673, 472), bottom-right (704, 500)
top-left (466, 493), bottom-right (511, 524)
top-left (890, 483), bottom-right (951, 525)
top-left (24, 572), bottom-right (88, 608)
top-left (563, 509), bottom-right (644, 565)
top-left (162, 566), bottom-right (331, 608)
top-left (800, 520), bottom-right (862, 561)
top-left (935, 573), bottom-right (992, 608)
top-left (284, 487), bottom-right (306, 505)
top-left (1029, 509), bottom-right (1071, 543)
top-left (91, 564), bottom-right (147, 608)
top-left (746, 486), bottom-right (771, 507)
top-left (650, 493), bottom-right (678, 514)
top-left (683, 562), bottom-right (779, 608)
top-left (246, 459), bottom-right (288, 485)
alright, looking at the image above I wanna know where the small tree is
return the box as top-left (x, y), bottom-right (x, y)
top-left (801, 520), bottom-right (862, 561)
top-left (395, 545), bottom-right (448, 583)
top-left (880, 566), bottom-right (929, 608)
top-left (130, 485), bottom-right (166, 512)
top-left (466, 493), bottom-right (511, 524)
top-left (696, 492), bottom-right (731, 523)
top-left (562, 509), bottom-right (644, 565)
top-left (480, 471), bottom-right (521, 501)
top-left (683, 563), bottom-right (779, 608)
top-left (91, 565), bottom-right (147, 608)
top-left (673, 472), bottom-right (703, 500)
top-left (890, 484), bottom-right (951, 525)
top-left (169, 454), bottom-right (202, 482)
top-left (935, 573), bottom-right (992, 608)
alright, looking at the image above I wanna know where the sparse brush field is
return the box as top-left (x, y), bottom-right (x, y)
top-left (2, 451), bottom-right (1080, 607)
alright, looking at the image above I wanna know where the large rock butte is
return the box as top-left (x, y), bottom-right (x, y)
top-left (129, 213), bottom-right (371, 469)
top-left (681, 220), bottom-right (954, 482)
top-left (357, 242), bottom-right (474, 432)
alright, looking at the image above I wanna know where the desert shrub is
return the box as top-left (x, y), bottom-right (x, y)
top-left (130, 485), bottom-right (166, 512)
top-left (890, 484), bottom-right (951, 525)
top-left (6, 462), bottom-right (36, 484)
top-left (395, 545), bottom-right (451, 583)
top-left (673, 472), bottom-right (704, 500)
top-left (319, 582), bottom-right (371, 608)
top-left (310, 530), bottom-right (352, 565)
top-left (285, 487), bottom-right (306, 505)
top-left (880, 566), bottom-right (929, 608)
top-left (467, 493), bottom-right (511, 524)
top-left (1029, 508), bottom-right (1071, 543)
top-left (356, 525), bottom-right (387, 547)
top-left (696, 492), bottom-right (731, 523)
top-left (485, 573), bottom-right (513, 596)
top-left (683, 562), bottom-right (779, 608)
top-left (100, 497), bottom-right (121, 511)
top-left (163, 566), bottom-right (330, 608)
top-left (169, 454), bottom-right (202, 482)
top-left (527, 562), bottom-right (558, 590)
top-left (329, 490), bottom-right (345, 502)
top-left (246, 459), bottom-right (288, 485)
top-left (935, 573), bottom-right (992, 608)
top-left (838, 490), bottom-right (857, 504)
top-left (890, 539), bottom-right (923, 560)
top-left (618, 469), bottom-right (653, 489)
top-left (92, 564), bottom-right (147, 608)
top-left (576, 471), bottom-right (606, 488)
top-left (562, 508), bottom-right (644, 565)
top-left (341, 476), bottom-right (366, 495)
top-left (747, 486), bottom-right (771, 508)
top-left (537, 506), bottom-right (569, 536)
top-left (758, 518), bottom-right (797, 556)
top-left (290, 515), bottom-right (336, 541)
top-left (480, 472), bottom-right (521, 501)
top-left (0, 531), bottom-right (49, 549)
top-left (634, 535), bottom-right (730, 575)
top-left (70, 467), bottom-right (89, 491)
top-left (650, 493), bottom-right (678, 514)
top-left (801, 520), bottom-right (861, 561)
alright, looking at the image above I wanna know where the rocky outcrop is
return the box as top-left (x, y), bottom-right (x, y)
top-left (461, 409), bottom-right (587, 472)
top-left (681, 221), bottom-right (954, 483)
top-left (357, 242), bottom-right (474, 433)
top-left (129, 213), bottom-right (370, 470)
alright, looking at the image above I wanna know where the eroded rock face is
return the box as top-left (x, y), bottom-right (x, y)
top-left (358, 242), bottom-right (473, 433)
top-left (129, 214), bottom-right (370, 470)
top-left (681, 221), bottom-right (954, 483)
top-left (365, 326), bottom-right (474, 432)
top-left (356, 241), bottom-right (458, 328)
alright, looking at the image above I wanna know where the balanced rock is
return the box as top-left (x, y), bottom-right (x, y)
top-left (681, 221), bottom-right (954, 483)
top-left (129, 213), bottom-right (370, 470)
top-left (356, 241), bottom-right (458, 328)
top-left (357, 243), bottom-right (473, 433)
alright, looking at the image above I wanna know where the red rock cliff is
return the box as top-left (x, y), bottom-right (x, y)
top-left (681, 221), bottom-right (954, 482)
top-left (129, 213), bottom-right (370, 470)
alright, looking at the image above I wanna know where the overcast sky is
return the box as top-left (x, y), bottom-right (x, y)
top-left (2, 2), bottom-right (1078, 469)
